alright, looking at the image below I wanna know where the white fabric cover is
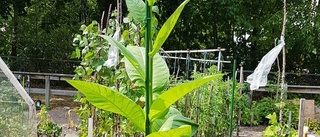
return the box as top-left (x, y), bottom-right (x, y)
top-left (104, 26), bottom-right (120, 68)
top-left (246, 37), bottom-right (285, 90)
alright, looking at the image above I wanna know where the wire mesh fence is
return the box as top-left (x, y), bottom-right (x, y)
top-left (0, 56), bottom-right (80, 74)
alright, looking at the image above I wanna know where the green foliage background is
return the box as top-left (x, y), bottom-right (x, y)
top-left (1, 0), bottom-right (320, 75)
top-left (0, 79), bottom-right (31, 136)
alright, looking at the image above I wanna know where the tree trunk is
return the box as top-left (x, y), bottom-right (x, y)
top-left (11, 3), bottom-right (19, 71)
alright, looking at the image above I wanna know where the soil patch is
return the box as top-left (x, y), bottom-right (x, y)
top-left (30, 94), bottom-right (80, 137)
top-left (30, 93), bottom-right (80, 109)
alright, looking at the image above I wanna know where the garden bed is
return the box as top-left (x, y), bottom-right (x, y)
top-left (30, 94), bottom-right (266, 136)
top-left (29, 93), bottom-right (320, 137)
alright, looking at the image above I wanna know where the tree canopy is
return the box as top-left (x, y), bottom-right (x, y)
top-left (0, 0), bottom-right (319, 74)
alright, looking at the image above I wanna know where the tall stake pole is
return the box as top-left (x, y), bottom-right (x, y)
top-left (229, 60), bottom-right (236, 137)
top-left (237, 62), bottom-right (244, 136)
top-left (145, 0), bottom-right (153, 135)
top-left (279, 0), bottom-right (287, 125)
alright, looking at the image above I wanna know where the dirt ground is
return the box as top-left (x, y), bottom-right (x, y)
top-left (31, 94), bottom-right (80, 137)
top-left (29, 94), bottom-right (319, 137)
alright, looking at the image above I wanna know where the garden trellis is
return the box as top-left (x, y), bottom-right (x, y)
top-left (160, 48), bottom-right (231, 77)
top-left (0, 57), bottom-right (36, 136)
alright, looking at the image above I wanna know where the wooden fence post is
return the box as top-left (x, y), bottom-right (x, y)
top-left (45, 76), bottom-right (50, 106)
top-left (88, 117), bottom-right (93, 137)
top-left (298, 98), bottom-right (305, 137)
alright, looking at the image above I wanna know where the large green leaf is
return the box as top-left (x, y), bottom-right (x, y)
top-left (152, 107), bottom-right (198, 136)
top-left (125, 0), bottom-right (145, 24)
top-left (147, 125), bottom-right (191, 137)
top-left (125, 46), bottom-right (170, 94)
top-left (149, 0), bottom-right (190, 57)
top-left (149, 74), bottom-right (224, 121)
top-left (100, 35), bottom-right (145, 80)
top-left (67, 80), bottom-right (146, 131)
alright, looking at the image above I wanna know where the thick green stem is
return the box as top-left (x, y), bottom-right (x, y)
top-left (145, 0), bottom-right (153, 135)
top-left (229, 60), bottom-right (236, 137)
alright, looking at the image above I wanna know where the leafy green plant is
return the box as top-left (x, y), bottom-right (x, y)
top-left (174, 66), bottom-right (254, 136)
top-left (308, 119), bottom-right (320, 132)
top-left (283, 100), bottom-right (299, 129)
top-left (68, 0), bottom-right (226, 136)
top-left (240, 99), bottom-right (261, 126)
top-left (261, 99), bottom-right (299, 137)
top-left (256, 97), bottom-right (278, 125)
top-left (68, 74), bottom-right (222, 135)
top-left (174, 66), bottom-right (227, 136)
top-left (263, 112), bottom-right (297, 137)
top-left (37, 106), bottom-right (62, 137)
top-left (243, 96), bottom-right (299, 127)
top-left (72, 20), bottom-right (139, 136)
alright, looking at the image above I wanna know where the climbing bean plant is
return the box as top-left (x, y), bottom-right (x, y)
top-left (72, 19), bottom-right (141, 136)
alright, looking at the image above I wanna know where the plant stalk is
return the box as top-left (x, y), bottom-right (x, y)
top-left (145, 0), bottom-right (153, 135)
top-left (228, 60), bottom-right (236, 137)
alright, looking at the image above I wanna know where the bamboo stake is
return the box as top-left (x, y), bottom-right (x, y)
top-left (279, 0), bottom-right (287, 125)
top-left (100, 11), bottom-right (105, 31)
top-left (237, 62), bottom-right (244, 136)
top-left (276, 38), bottom-right (281, 102)
top-left (250, 90), bottom-right (254, 127)
top-left (114, 1), bottom-right (122, 135)
top-left (105, 4), bottom-right (112, 34)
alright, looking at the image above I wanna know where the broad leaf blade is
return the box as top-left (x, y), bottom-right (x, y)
top-left (67, 80), bottom-right (146, 131)
top-left (150, 74), bottom-right (224, 121)
top-left (147, 125), bottom-right (191, 137)
top-left (152, 107), bottom-right (198, 136)
top-left (266, 112), bottom-right (278, 125)
top-left (100, 35), bottom-right (145, 79)
top-left (149, 0), bottom-right (190, 57)
top-left (125, 46), bottom-right (170, 94)
top-left (125, 0), bottom-right (145, 23)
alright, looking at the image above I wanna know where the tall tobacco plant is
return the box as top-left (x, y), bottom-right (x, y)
top-left (69, 0), bottom-right (223, 136)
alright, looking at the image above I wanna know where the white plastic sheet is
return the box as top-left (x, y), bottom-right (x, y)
top-left (246, 38), bottom-right (285, 90)
top-left (104, 26), bottom-right (120, 68)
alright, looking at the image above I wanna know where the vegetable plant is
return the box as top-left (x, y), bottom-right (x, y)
top-left (68, 0), bottom-right (224, 136)
top-left (262, 112), bottom-right (297, 137)
top-left (178, 66), bottom-right (247, 136)
top-left (72, 20), bottom-right (139, 136)
top-left (37, 106), bottom-right (62, 137)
